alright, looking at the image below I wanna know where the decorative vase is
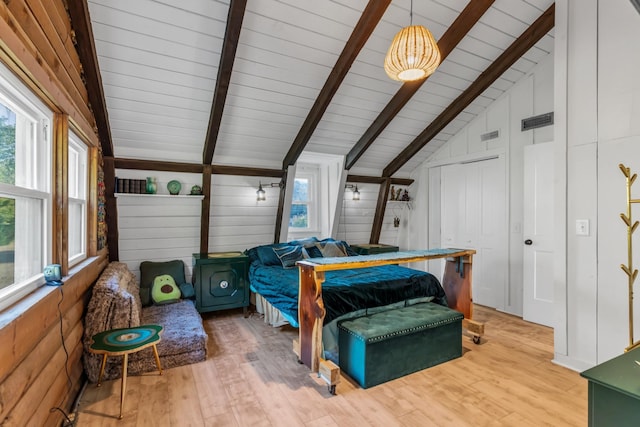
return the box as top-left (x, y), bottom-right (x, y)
top-left (146, 177), bottom-right (157, 194)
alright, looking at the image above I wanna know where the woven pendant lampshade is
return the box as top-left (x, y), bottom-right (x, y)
top-left (384, 24), bottom-right (441, 82)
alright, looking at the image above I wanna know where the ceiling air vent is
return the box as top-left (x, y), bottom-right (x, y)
top-left (480, 130), bottom-right (500, 142)
top-left (521, 112), bottom-right (554, 131)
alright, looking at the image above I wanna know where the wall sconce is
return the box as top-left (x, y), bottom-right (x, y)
top-left (345, 184), bottom-right (360, 201)
top-left (256, 181), bottom-right (281, 201)
top-left (256, 182), bottom-right (266, 201)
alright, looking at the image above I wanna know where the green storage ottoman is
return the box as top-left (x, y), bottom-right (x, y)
top-left (338, 302), bottom-right (463, 388)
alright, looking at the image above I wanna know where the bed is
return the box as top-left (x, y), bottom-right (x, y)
top-left (245, 237), bottom-right (450, 362)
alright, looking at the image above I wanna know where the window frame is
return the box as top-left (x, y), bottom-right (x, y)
top-left (0, 61), bottom-right (53, 312)
top-left (67, 130), bottom-right (88, 267)
top-left (289, 164), bottom-right (319, 234)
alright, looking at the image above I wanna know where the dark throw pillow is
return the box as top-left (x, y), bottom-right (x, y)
top-left (273, 245), bottom-right (305, 268)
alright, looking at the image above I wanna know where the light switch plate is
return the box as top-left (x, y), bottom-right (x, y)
top-left (576, 219), bottom-right (589, 236)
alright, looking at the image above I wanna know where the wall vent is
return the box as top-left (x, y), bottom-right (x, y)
top-left (521, 112), bottom-right (554, 131)
top-left (480, 130), bottom-right (500, 142)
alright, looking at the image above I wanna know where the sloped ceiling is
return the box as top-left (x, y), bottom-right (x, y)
top-left (84, 0), bottom-right (554, 178)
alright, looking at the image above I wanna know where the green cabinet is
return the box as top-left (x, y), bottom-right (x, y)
top-left (580, 347), bottom-right (640, 427)
top-left (192, 252), bottom-right (249, 314)
top-left (350, 243), bottom-right (399, 255)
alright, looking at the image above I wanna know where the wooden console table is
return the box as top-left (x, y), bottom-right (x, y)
top-left (295, 248), bottom-right (480, 372)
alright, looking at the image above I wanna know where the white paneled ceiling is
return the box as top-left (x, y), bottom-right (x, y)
top-left (87, 0), bottom-right (555, 177)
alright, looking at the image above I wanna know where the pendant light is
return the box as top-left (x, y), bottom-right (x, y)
top-left (384, 0), bottom-right (441, 82)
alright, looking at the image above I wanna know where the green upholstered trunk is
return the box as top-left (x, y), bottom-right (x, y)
top-left (338, 302), bottom-right (463, 388)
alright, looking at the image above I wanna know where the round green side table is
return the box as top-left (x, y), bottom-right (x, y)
top-left (89, 324), bottom-right (163, 419)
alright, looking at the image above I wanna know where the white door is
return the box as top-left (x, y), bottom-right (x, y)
top-left (440, 157), bottom-right (506, 309)
top-left (523, 142), bottom-right (554, 327)
top-left (474, 157), bottom-right (507, 309)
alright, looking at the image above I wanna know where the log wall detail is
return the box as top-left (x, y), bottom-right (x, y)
top-left (0, 0), bottom-right (105, 425)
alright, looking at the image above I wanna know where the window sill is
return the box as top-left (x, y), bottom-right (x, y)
top-left (0, 255), bottom-right (103, 329)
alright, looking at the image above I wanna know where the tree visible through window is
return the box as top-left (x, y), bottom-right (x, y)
top-left (0, 103), bottom-right (16, 288)
top-left (290, 178), bottom-right (309, 228)
top-left (0, 61), bottom-right (52, 310)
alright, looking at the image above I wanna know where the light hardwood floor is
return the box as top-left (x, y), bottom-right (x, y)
top-left (76, 305), bottom-right (588, 426)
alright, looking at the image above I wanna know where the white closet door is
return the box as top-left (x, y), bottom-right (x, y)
top-left (523, 142), bottom-right (555, 327)
top-left (440, 157), bottom-right (507, 309)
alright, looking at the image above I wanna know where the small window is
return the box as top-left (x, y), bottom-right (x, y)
top-left (68, 131), bottom-right (87, 266)
top-left (289, 166), bottom-right (318, 232)
top-left (0, 61), bottom-right (52, 311)
top-left (290, 178), bottom-right (310, 228)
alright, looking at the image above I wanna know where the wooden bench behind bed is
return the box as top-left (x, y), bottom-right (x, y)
top-left (295, 248), bottom-right (478, 372)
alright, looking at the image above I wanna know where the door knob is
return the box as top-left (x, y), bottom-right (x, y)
top-left (524, 239), bottom-right (533, 245)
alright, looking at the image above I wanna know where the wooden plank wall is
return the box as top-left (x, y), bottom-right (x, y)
top-left (115, 171), bottom-right (279, 280)
top-left (337, 183), bottom-right (402, 246)
top-left (208, 174), bottom-right (279, 251)
top-left (0, 0), bottom-right (106, 425)
top-left (0, 257), bottom-right (107, 426)
top-left (114, 169), bottom-right (203, 281)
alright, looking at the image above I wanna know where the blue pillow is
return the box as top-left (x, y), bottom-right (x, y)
top-left (290, 236), bottom-right (319, 247)
top-left (256, 244), bottom-right (286, 266)
top-left (273, 245), bottom-right (305, 268)
top-left (304, 245), bottom-right (323, 258)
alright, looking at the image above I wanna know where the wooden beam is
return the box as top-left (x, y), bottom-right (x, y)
top-left (66, 0), bottom-right (113, 157)
top-left (282, 0), bottom-right (391, 168)
top-left (383, 4), bottom-right (555, 177)
top-left (114, 158), bottom-right (204, 174)
top-left (200, 165), bottom-right (212, 254)
top-left (347, 175), bottom-right (413, 186)
top-left (103, 156), bottom-right (119, 261)
top-left (113, 158), bottom-right (284, 178)
top-left (211, 164), bottom-right (284, 178)
top-left (202, 0), bottom-right (247, 165)
top-left (344, 0), bottom-right (495, 170)
top-left (273, 170), bottom-right (287, 244)
top-left (370, 178), bottom-right (391, 244)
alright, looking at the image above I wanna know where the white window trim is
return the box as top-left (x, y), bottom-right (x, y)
top-left (0, 61), bottom-right (52, 312)
top-left (289, 164), bottom-right (319, 235)
top-left (68, 131), bottom-right (87, 267)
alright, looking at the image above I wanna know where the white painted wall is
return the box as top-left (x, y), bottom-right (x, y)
top-left (208, 174), bottom-right (280, 251)
top-left (335, 182), bottom-right (404, 247)
top-left (409, 0), bottom-right (640, 370)
top-left (410, 53), bottom-right (555, 317)
top-left (115, 169), bottom-right (281, 282)
top-left (563, 0), bottom-right (640, 367)
top-left (551, 0), bottom-right (640, 371)
top-left (336, 183), bottom-right (377, 245)
top-left (115, 169), bottom-right (203, 282)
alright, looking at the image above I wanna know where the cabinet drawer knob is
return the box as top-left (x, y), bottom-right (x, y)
top-left (220, 280), bottom-right (229, 289)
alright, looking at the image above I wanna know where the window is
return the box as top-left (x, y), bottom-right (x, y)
top-left (68, 131), bottom-right (87, 266)
top-left (0, 62), bottom-right (52, 311)
top-left (290, 178), bottom-right (310, 228)
top-left (289, 165), bottom-right (318, 232)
